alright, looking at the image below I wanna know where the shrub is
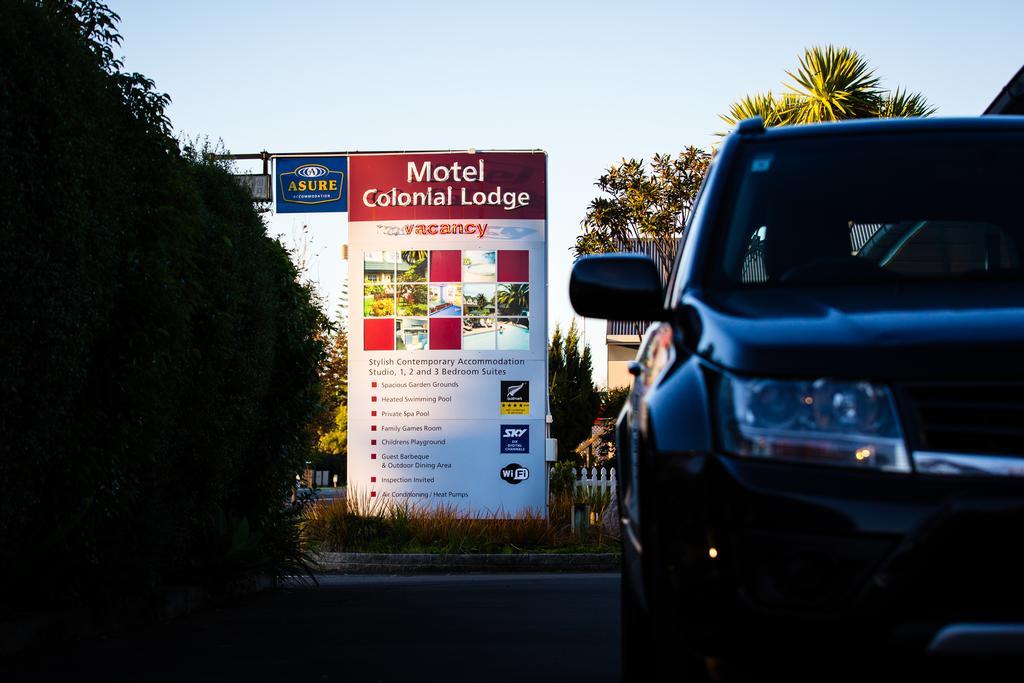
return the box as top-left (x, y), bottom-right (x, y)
top-left (301, 494), bottom-right (614, 554)
top-left (549, 460), bottom-right (577, 497)
top-left (0, 0), bottom-right (326, 608)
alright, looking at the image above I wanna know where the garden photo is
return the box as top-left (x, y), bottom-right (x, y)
top-left (399, 250), bottom-right (428, 282)
top-left (397, 284), bottom-right (428, 316)
top-left (462, 283), bottom-right (495, 316)
top-left (363, 284), bottom-right (396, 317)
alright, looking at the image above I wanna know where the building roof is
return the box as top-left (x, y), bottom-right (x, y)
top-left (985, 65), bottom-right (1024, 115)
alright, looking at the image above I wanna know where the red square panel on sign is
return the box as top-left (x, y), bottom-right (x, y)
top-left (430, 250), bottom-right (461, 282)
top-left (498, 250), bottom-right (529, 282)
top-left (364, 319), bottom-right (395, 351)
top-left (371, 439), bottom-right (377, 445)
top-left (430, 318), bottom-right (461, 350)
top-left (371, 454), bottom-right (377, 459)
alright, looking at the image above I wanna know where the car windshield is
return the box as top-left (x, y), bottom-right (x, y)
top-left (714, 131), bottom-right (1024, 287)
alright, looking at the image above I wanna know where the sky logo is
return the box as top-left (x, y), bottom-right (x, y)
top-left (501, 424), bottom-right (529, 454)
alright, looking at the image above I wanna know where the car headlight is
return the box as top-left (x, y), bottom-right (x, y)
top-left (717, 375), bottom-right (909, 472)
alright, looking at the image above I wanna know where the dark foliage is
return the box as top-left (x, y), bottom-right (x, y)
top-left (600, 386), bottom-right (630, 423)
top-left (0, 0), bottom-right (327, 608)
top-left (548, 322), bottom-right (600, 465)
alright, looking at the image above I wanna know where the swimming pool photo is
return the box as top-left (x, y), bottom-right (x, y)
top-left (429, 284), bottom-right (462, 317)
top-left (463, 317), bottom-right (496, 350)
top-left (498, 318), bottom-right (529, 350)
top-left (463, 250), bottom-right (496, 283)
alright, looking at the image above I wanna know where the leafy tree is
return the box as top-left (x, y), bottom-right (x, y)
top-left (574, 149), bottom-right (710, 337)
top-left (306, 326), bottom-right (348, 480)
top-left (575, 148), bottom-right (710, 286)
top-left (323, 324), bottom-right (349, 406)
top-left (721, 45), bottom-right (935, 131)
top-left (601, 386), bottom-right (631, 421)
top-left (317, 405), bottom-right (348, 459)
top-left (548, 322), bottom-right (601, 465)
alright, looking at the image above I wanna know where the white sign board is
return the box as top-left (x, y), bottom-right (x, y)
top-left (347, 152), bottom-right (548, 516)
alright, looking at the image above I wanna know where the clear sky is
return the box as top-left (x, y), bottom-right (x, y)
top-left (109, 0), bottom-right (1023, 386)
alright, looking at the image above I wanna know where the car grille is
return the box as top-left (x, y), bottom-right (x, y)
top-left (901, 382), bottom-right (1024, 456)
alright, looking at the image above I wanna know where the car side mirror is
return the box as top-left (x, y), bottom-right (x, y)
top-left (569, 254), bottom-right (666, 321)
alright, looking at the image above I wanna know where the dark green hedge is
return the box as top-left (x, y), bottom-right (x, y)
top-left (0, 0), bottom-right (326, 607)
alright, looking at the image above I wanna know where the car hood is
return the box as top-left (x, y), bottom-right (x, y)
top-left (685, 283), bottom-right (1024, 381)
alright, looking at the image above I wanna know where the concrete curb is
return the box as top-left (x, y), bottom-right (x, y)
top-left (314, 552), bottom-right (622, 574)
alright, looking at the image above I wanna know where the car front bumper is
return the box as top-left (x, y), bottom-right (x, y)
top-left (650, 452), bottom-right (1024, 656)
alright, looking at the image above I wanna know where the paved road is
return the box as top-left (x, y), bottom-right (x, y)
top-left (2, 573), bottom-right (620, 682)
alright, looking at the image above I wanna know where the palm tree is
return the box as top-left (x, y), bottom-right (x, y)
top-left (784, 45), bottom-right (884, 123)
top-left (398, 250), bottom-right (428, 282)
top-left (497, 284), bottom-right (529, 315)
top-left (721, 45), bottom-right (934, 132)
top-left (875, 87), bottom-right (936, 118)
top-left (721, 91), bottom-right (795, 129)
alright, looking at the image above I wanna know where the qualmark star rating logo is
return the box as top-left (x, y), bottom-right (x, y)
top-left (500, 381), bottom-right (529, 415)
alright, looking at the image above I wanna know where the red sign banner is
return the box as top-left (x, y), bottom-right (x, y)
top-left (348, 152), bottom-right (546, 221)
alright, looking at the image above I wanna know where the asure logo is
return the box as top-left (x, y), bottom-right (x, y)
top-left (500, 463), bottom-right (530, 484)
top-left (500, 425), bottom-right (529, 454)
top-left (279, 163), bottom-right (345, 206)
top-left (296, 165), bottom-right (329, 178)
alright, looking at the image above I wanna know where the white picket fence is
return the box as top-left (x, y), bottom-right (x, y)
top-left (549, 466), bottom-right (617, 494)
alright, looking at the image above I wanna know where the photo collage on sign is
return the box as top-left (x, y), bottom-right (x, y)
top-left (363, 250), bottom-right (530, 351)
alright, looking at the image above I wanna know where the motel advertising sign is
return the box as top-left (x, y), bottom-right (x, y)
top-left (346, 151), bottom-right (547, 516)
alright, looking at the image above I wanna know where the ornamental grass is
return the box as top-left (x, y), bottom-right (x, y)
top-left (301, 488), bottom-right (617, 554)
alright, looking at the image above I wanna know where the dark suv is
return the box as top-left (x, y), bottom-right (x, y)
top-left (570, 116), bottom-right (1024, 678)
